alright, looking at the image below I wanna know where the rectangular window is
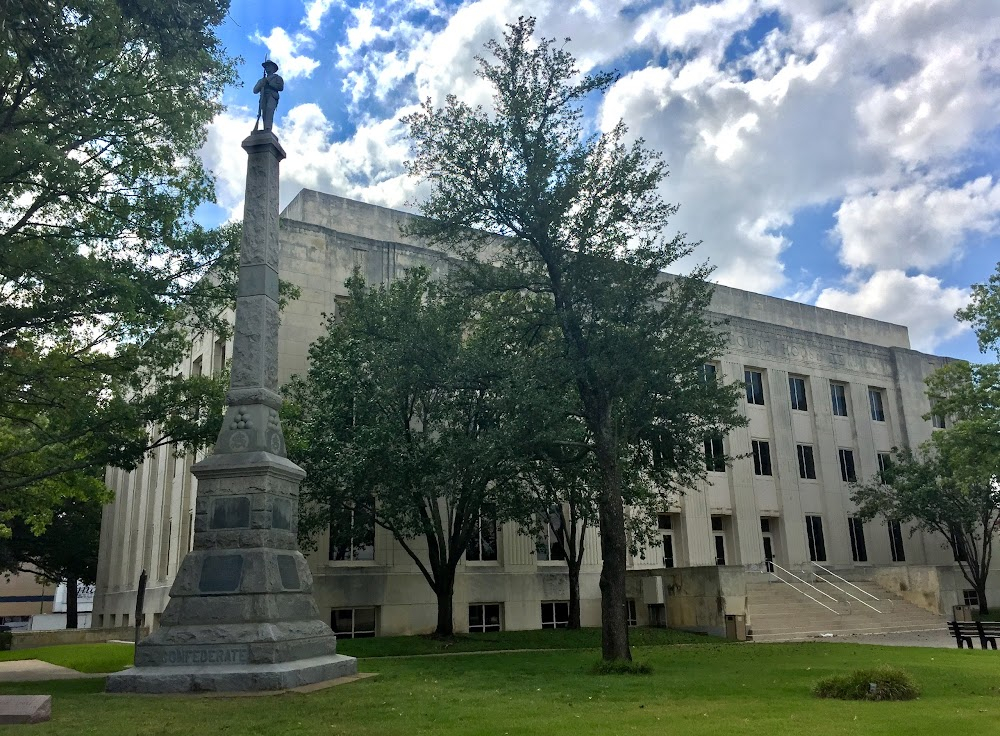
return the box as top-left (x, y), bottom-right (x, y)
top-left (848, 517), bottom-right (868, 562)
top-left (650, 431), bottom-right (675, 470)
top-left (192, 356), bottom-right (203, 377)
top-left (700, 363), bottom-right (717, 384)
top-left (950, 526), bottom-right (968, 562)
top-left (797, 444), bottom-right (816, 480)
top-left (626, 599), bottom-right (637, 627)
top-left (963, 589), bottom-right (980, 607)
top-left (467, 510), bottom-right (498, 562)
top-left (657, 514), bottom-right (672, 530)
top-left (712, 516), bottom-right (726, 565)
top-left (704, 435), bottom-right (725, 472)
top-left (876, 452), bottom-right (892, 475)
top-left (805, 515), bottom-right (826, 562)
top-left (932, 412), bottom-right (946, 429)
top-left (329, 509), bottom-right (376, 562)
top-left (888, 520), bottom-right (906, 562)
top-left (540, 601), bottom-right (569, 629)
top-left (868, 387), bottom-right (886, 421)
top-left (789, 376), bottom-right (808, 411)
top-left (213, 338), bottom-right (227, 377)
top-left (760, 517), bottom-right (771, 533)
top-left (469, 603), bottom-right (502, 633)
top-left (751, 439), bottom-right (773, 476)
top-left (535, 508), bottom-right (565, 562)
top-left (745, 370), bottom-right (765, 405)
top-left (831, 383), bottom-right (848, 417)
top-left (838, 448), bottom-right (857, 483)
top-left (714, 534), bottom-right (727, 565)
top-left (662, 533), bottom-right (674, 568)
top-left (331, 607), bottom-right (377, 639)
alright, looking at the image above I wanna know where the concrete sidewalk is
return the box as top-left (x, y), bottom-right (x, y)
top-left (0, 660), bottom-right (107, 682)
top-left (820, 628), bottom-right (960, 648)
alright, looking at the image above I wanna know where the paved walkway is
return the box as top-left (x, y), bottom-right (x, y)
top-left (820, 628), bottom-right (958, 648)
top-left (0, 660), bottom-right (106, 682)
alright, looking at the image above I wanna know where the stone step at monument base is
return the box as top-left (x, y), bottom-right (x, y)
top-left (105, 653), bottom-right (358, 694)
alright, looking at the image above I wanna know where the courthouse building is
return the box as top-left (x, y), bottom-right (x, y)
top-left (93, 191), bottom-right (993, 638)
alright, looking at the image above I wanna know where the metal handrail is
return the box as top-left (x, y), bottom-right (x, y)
top-left (809, 563), bottom-right (883, 614)
top-left (768, 562), bottom-right (841, 614)
top-left (810, 562), bottom-right (881, 600)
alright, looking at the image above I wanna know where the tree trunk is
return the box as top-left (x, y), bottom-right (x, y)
top-left (66, 578), bottom-right (78, 630)
top-left (434, 575), bottom-right (455, 637)
top-left (567, 558), bottom-right (582, 629)
top-left (594, 437), bottom-right (631, 661)
top-left (977, 582), bottom-right (990, 616)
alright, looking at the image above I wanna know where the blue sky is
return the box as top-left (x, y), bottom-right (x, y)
top-left (199, 0), bottom-right (1000, 360)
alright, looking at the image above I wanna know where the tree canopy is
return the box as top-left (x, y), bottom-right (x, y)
top-left (853, 261), bottom-right (1000, 615)
top-left (285, 269), bottom-right (555, 636)
top-left (405, 17), bottom-right (745, 659)
top-left (0, 0), bottom-right (239, 530)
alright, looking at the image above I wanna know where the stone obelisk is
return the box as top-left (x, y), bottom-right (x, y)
top-left (107, 62), bottom-right (357, 693)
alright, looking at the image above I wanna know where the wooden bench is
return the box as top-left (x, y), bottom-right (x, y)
top-left (948, 620), bottom-right (1000, 649)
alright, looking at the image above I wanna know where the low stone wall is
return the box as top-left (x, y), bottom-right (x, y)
top-left (628, 566), bottom-right (747, 637)
top-left (11, 627), bottom-right (144, 651)
top-left (867, 565), bottom-right (971, 615)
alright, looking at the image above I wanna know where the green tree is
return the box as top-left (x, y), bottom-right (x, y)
top-left (284, 270), bottom-right (546, 637)
top-left (404, 17), bottom-right (745, 660)
top-left (0, 0), bottom-right (239, 529)
top-left (853, 261), bottom-right (1000, 616)
top-left (0, 492), bottom-right (105, 628)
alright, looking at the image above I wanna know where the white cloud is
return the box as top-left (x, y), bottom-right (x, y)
top-left (254, 27), bottom-right (320, 80)
top-left (815, 270), bottom-right (969, 352)
top-left (303, 0), bottom-right (340, 33)
top-left (835, 177), bottom-right (1000, 271)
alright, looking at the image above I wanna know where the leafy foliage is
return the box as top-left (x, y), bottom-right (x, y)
top-left (0, 0), bottom-right (238, 528)
top-left (285, 269), bottom-right (552, 635)
top-left (814, 665), bottom-right (919, 701)
top-left (404, 16), bottom-right (745, 660)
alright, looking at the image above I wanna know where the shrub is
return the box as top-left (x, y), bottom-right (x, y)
top-left (590, 659), bottom-right (653, 676)
top-left (0, 630), bottom-right (11, 652)
top-left (814, 665), bottom-right (919, 701)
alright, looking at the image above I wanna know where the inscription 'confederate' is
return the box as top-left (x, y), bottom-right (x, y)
top-left (165, 647), bottom-right (249, 666)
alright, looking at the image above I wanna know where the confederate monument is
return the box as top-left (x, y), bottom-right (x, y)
top-left (107, 62), bottom-right (357, 693)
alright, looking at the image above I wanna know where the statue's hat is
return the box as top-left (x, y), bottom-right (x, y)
top-left (262, 59), bottom-right (278, 73)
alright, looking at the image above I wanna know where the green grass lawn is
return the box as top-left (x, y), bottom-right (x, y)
top-left (0, 643), bottom-right (135, 674)
top-left (1, 635), bottom-right (998, 735)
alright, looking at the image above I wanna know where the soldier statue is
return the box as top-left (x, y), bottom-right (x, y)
top-left (254, 60), bottom-right (284, 131)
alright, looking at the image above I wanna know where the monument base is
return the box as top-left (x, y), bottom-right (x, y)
top-left (105, 653), bottom-right (358, 694)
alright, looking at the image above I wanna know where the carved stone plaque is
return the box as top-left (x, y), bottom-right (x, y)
top-left (200, 555), bottom-right (244, 594)
top-left (271, 498), bottom-right (292, 530)
top-left (211, 497), bottom-right (251, 529)
top-left (277, 555), bottom-right (300, 590)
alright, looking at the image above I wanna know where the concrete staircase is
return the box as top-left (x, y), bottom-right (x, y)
top-left (746, 569), bottom-right (945, 642)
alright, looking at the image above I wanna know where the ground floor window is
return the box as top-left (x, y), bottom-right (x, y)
top-left (805, 515), bottom-right (826, 562)
top-left (888, 520), bottom-right (906, 562)
top-left (848, 516), bottom-right (867, 562)
top-left (469, 603), bottom-right (502, 633)
top-left (626, 599), bottom-right (637, 627)
top-left (331, 607), bottom-right (377, 638)
top-left (963, 589), bottom-right (980, 608)
top-left (541, 601), bottom-right (570, 629)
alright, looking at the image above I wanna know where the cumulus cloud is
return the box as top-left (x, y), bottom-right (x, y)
top-left (834, 177), bottom-right (1000, 271)
top-left (816, 271), bottom-right (969, 352)
top-left (254, 27), bottom-right (320, 80)
top-left (203, 0), bottom-right (1000, 353)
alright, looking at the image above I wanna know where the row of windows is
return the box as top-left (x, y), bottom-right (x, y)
top-left (327, 600), bottom-right (640, 636)
top-left (742, 369), bottom-right (889, 422)
top-left (735, 440), bottom-right (888, 484)
top-left (805, 515), bottom-right (906, 563)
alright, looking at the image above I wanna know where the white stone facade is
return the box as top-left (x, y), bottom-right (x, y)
top-left (93, 191), bottom-right (997, 636)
